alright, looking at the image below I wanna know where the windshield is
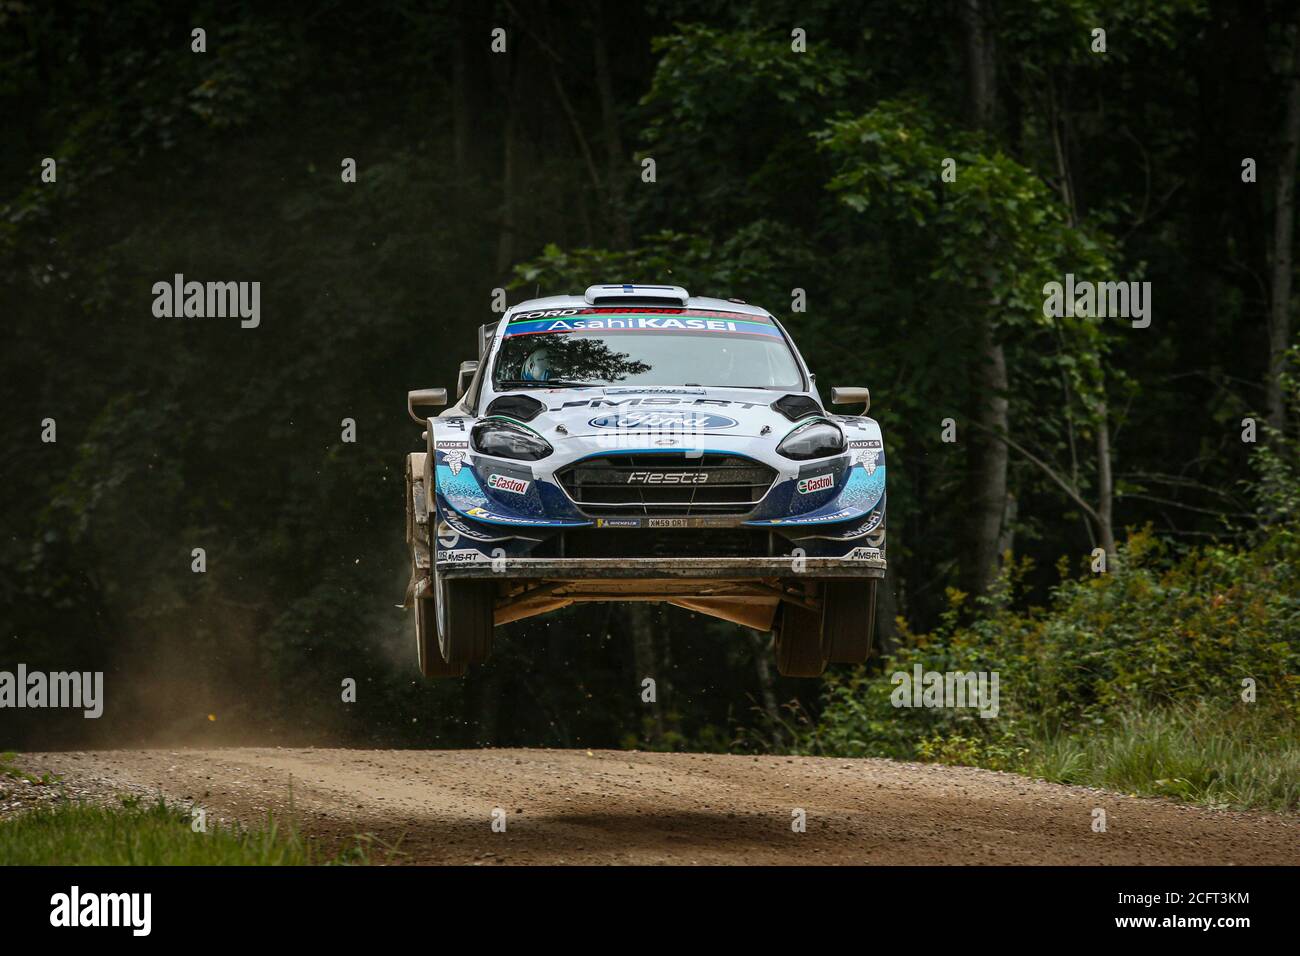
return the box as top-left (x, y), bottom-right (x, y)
top-left (492, 308), bottom-right (804, 389)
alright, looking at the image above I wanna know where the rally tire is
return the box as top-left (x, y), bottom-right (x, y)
top-left (435, 570), bottom-right (495, 664)
top-left (823, 579), bottom-right (878, 664)
top-left (415, 593), bottom-right (467, 678)
top-left (774, 599), bottom-right (827, 677)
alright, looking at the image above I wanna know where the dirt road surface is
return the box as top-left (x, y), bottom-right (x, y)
top-left (14, 748), bottom-right (1298, 864)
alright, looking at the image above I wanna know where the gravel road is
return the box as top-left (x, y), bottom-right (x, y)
top-left (14, 748), bottom-right (1298, 865)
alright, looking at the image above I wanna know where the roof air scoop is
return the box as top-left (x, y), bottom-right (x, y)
top-left (583, 284), bottom-right (689, 307)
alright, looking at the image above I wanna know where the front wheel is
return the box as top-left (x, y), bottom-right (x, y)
top-left (435, 568), bottom-right (495, 665)
top-left (415, 591), bottom-right (466, 678)
top-left (823, 580), bottom-right (878, 664)
top-left (774, 599), bottom-right (827, 677)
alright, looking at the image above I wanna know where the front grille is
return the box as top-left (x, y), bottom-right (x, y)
top-left (557, 453), bottom-right (776, 516)
top-left (563, 528), bottom-right (776, 559)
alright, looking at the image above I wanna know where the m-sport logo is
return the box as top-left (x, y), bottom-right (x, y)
top-left (588, 412), bottom-right (737, 430)
top-left (626, 471), bottom-right (709, 484)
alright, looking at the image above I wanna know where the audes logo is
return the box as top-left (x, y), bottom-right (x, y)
top-left (488, 473), bottom-right (530, 495)
top-left (797, 472), bottom-right (834, 495)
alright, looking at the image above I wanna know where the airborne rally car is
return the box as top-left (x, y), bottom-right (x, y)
top-left (404, 284), bottom-right (885, 677)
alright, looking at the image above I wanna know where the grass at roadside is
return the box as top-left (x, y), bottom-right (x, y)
top-left (787, 691), bottom-right (1299, 813)
top-left (0, 751), bottom-right (59, 786)
top-left (785, 499), bottom-right (1300, 815)
top-left (1026, 703), bottom-right (1300, 812)
top-left (0, 795), bottom-right (372, 865)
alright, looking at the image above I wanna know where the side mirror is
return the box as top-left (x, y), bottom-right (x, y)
top-left (831, 386), bottom-right (870, 415)
top-left (408, 387), bottom-right (448, 424)
top-left (457, 360), bottom-right (479, 399)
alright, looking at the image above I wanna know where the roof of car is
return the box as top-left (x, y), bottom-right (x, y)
top-left (503, 293), bottom-right (775, 319)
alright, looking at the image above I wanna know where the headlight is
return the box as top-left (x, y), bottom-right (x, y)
top-left (472, 419), bottom-right (553, 461)
top-left (777, 420), bottom-right (845, 460)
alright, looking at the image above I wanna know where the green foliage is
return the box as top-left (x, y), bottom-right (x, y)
top-left (818, 99), bottom-right (1118, 409)
top-left (0, 795), bottom-right (362, 866)
top-left (795, 498), bottom-right (1300, 808)
top-left (636, 25), bottom-right (853, 228)
top-left (1248, 350), bottom-right (1300, 528)
top-left (1, 1), bottom-right (1295, 764)
top-left (512, 223), bottom-right (818, 309)
top-left (996, 0), bottom-right (1207, 69)
top-left (643, 24), bottom-right (853, 142)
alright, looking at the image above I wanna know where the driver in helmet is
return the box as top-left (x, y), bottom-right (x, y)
top-left (520, 347), bottom-right (553, 382)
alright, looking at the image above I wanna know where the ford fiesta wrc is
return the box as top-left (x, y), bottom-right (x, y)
top-left (404, 284), bottom-right (886, 678)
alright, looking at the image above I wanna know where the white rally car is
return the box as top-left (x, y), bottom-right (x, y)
top-left (404, 284), bottom-right (885, 677)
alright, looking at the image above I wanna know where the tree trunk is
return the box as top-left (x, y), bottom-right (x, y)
top-left (591, 1), bottom-right (629, 247)
top-left (452, 0), bottom-right (492, 177)
top-left (965, 314), bottom-right (1010, 596)
top-left (451, 19), bottom-right (469, 173)
top-left (1095, 398), bottom-right (1116, 559)
top-left (629, 604), bottom-right (664, 741)
top-left (997, 491), bottom-right (1017, 558)
top-left (745, 631), bottom-right (782, 743)
top-left (1268, 19), bottom-right (1300, 431)
top-left (495, 71), bottom-right (517, 277)
top-left (960, 0), bottom-right (997, 130)
top-left (875, 575), bottom-right (901, 657)
top-left (475, 671), bottom-right (499, 745)
top-left (959, 0), bottom-right (1010, 597)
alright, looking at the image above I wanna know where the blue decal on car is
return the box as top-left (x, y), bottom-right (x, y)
top-left (588, 412), bottom-right (738, 430)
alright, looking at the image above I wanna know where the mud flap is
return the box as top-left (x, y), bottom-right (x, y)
top-left (404, 452), bottom-right (430, 610)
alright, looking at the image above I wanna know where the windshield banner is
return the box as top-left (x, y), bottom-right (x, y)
top-left (504, 308), bottom-right (783, 339)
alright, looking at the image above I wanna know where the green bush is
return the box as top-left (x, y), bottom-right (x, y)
top-left (794, 508), bottom-right (1300, 810)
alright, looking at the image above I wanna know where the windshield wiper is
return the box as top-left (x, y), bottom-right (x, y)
top-left (495, 379), bottom-right (599, 390)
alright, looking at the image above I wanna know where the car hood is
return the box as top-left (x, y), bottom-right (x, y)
top-left (497, 385), bottom-right (824, 442)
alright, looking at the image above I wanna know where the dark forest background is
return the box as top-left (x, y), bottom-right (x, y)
top-left (2, 0), bottom-right (1298, 753)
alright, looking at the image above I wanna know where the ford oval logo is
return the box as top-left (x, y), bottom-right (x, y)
top-left (588, 412), bottom-right (738, 430)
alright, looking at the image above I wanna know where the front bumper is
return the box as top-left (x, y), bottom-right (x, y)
top-left (437, 555), bottom-right (886, 579)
